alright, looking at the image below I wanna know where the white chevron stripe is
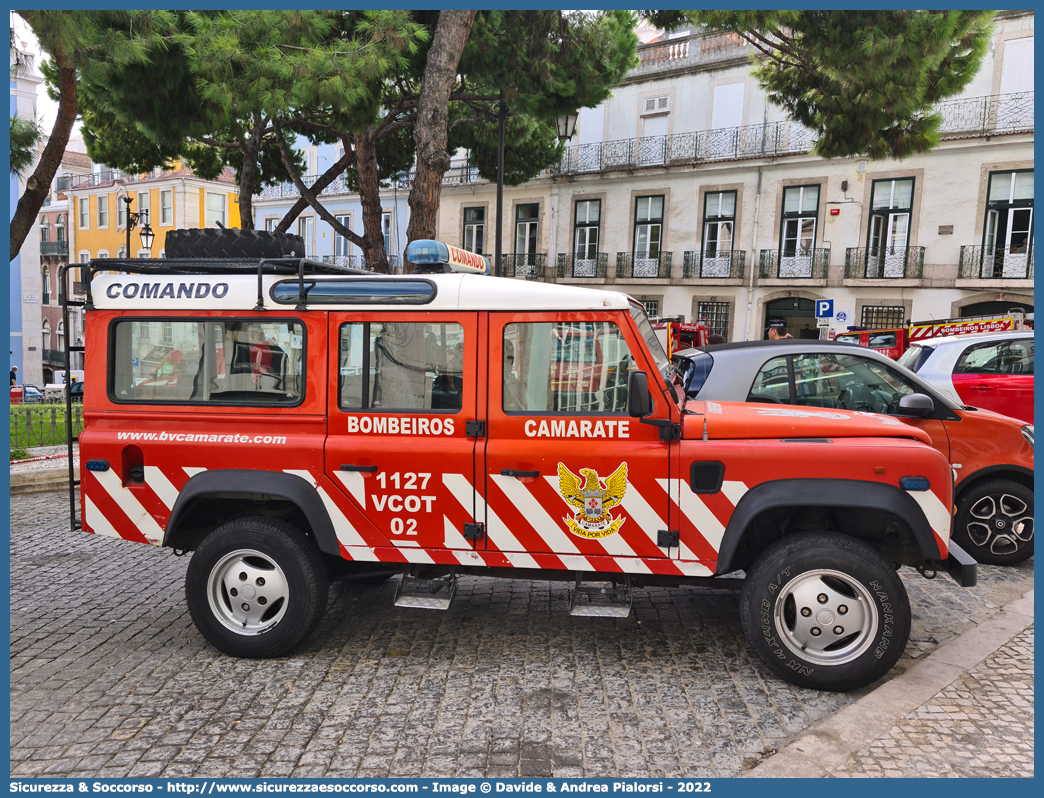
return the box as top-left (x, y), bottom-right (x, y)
top-left (443, 473), bottom-right (539, 567)
top-left (283, 468), bottom-right (318, 488)
top-left (675, 560), bottom-right (714, 577)
top-left (664, 478), bottom-right (727, 553)
top-left (491, 474), bottom-right (592, 568)
top-left (909, 490), bottom-right (952, 546)
top-left (399, 547), bottom-right (435, 564)
top-left (392, 540), bottom-right (421, 547)
top-left (144, 466), bottom-right (179, 510)
top-left (342, 545), bottom-right (380, 562)
top-left (443, 515), bottom-right (476, 551)
top-left (183, 467), bottom-right (206, 478)
top-left (84, 496), bottom-right (121, 540)
top-left (559, 554), bottom-right (596, 572)
top-left (91, 469), bottom-right (164, 544)
top-left (334, 470), bottom-right (366, 509)
top-left (621, 480), bottom-right (670, 551)
top-left (720, 480), bottom-right (748, 507)
top-left (541, 475), bottom-right (639, 558)
top-left (453, 549), bottom-right (485, 566)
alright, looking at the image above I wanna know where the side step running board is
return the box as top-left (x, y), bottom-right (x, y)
top-left (569, 574), bottom-right (633, 617)
top-left (393, 567), bottom-right (457, 610)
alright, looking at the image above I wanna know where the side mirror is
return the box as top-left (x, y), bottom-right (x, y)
top-left (627, 370), bottom-right (652, 417)
top-left (897, 393), bottom-right (934, 418)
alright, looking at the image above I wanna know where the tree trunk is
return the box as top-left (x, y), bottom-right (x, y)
top-left (10, 56), bottom-right (77, 262)
top-left (405, 10), bottom-right (478, 253)
top-left (272, 122), bottom-right (365, 249)
top-left (354, 131), bottom-right (389, 273)
top-left (275, 152), bottom-right (353, 234)
top-left (236, 112), bottom-right (266, 230)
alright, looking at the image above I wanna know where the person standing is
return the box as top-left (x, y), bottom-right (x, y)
top-left (766, 319), bottom-right (788, 340)
top-left (10, 365), bottom-right (17, 385)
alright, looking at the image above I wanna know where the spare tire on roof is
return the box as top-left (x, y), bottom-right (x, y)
top-left (164, 228), bottom-right (306, 259)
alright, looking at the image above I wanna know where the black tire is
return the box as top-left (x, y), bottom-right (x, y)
top-left (953, 479), bottom-right (1033, 566)
top-left (740, 532), bottom-right (911, 692)
top-left (185, 517), bottom-right (328, 658)
top-left (164, 228), bottom-right (306, 259)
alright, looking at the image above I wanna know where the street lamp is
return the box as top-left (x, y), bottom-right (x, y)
top-left (138, 209), bottom-right (155, 254)
top-left (492, 104), bottom-right (581, 278)
top-left (121, 195), bottom-right (140, 256)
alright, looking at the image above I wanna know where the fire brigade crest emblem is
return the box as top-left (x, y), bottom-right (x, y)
top-left (557, 462), bottom-right (628, 539)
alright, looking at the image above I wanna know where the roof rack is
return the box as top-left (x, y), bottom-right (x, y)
top-left (85, 257), bottom-right (372, 311)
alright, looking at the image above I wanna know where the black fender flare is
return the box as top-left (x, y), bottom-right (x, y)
top-left (163, 469), bottom-right (340, 556)
top-left (714, 478), bottom-right (941, 574)
top-left (955, 464), bottom-right (1033, 498)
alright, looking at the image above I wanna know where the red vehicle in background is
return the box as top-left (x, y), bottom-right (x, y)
top-left (652, 318), bottom-right (709, 357)
top-left (835, 311), bottom-right (1028, 360)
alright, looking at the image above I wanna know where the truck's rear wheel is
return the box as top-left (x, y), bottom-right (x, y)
top-left (185, 517), bottom-right (328, 657)
top-left (740, 532), bottom-right (910, 691)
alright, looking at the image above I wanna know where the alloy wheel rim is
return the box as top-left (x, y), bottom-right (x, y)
top-left (774, 568), bottom-right (878, 666)
top-left (967, 493), bottom-right (1033, 557)
top-left (207, 548), bottom-right (289, 636)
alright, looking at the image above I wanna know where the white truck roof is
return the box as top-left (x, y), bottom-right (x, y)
top-left (90, 272), bottom-right (634, 313)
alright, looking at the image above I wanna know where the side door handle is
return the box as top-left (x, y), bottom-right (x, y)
top-left (968, 384), bottom-right (994, 391)
top-left (501, 469), bottom-right (540, 478)
top-left (341, 464), bottom-right (378, 472)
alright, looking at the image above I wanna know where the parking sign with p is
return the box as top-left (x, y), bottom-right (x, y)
top-left (816, 299), bottom-right (834, 319)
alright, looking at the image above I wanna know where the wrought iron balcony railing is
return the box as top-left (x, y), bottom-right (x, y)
top-left (759, 248), bottom-right (830, 279)
top-left (845, 247), bottom-right (926, 279)
top-left (555, 92), bottom-right (1032, 176)
top-left (682, 250), bottom-right (746, 279)
top-left (557, 252), bottom-right (609, 279)
top-left (959, 245), bottom-right (1034, 280)
top-left (616, 251), bottom-right (673, 278)
top-left (40, 240), bottom-right (68, 256)
top-left (499, 253), bottom-right (547, 280)
top-left (43, 348), bottom-right (66, 366)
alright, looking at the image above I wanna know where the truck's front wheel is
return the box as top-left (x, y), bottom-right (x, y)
top-left (186, 517), bottom-right (328, 658)
top-left (740, 532), bottom-right (910, 691)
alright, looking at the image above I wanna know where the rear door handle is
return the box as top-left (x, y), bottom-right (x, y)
top-left (501, 469), bottom-right (540, 478)
top-left (341, 464), bottom-right (378, 472)
top-left (968, 384), bottom-right (994, 391)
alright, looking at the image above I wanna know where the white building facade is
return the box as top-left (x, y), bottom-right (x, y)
top-left (434, 11), bottom-right (1034, 341)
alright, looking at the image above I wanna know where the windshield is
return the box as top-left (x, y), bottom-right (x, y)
top-left (629, 302), bottom-right (671, 377)
top-left (674, 350), bottom-right (713, 397)
top-left (834, 333), bottom-right (861, 344)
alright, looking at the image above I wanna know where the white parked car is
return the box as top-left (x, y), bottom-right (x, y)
top-left (897, 330), bottom-right (1034, 424)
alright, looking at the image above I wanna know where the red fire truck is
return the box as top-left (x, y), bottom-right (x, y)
top-left (835, 311), bottom-right (1028, 360)
top-left (652, 319), bottom-right (710, 357)
top-left (62, 233), bottom-right (975, 692)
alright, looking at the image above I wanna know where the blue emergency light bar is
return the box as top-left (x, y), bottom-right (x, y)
top-left (406, 240), bottom-right (451, 264)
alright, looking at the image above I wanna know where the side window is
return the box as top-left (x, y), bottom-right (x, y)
top-left (748, 356), bottom-right (790, 403)
top-left (955, 339), bottom-right (1034, 375)
top-left (793, 353), bottom-right (915, 414)
top-left (339, 321), bottom-right (463, 412)
top-left (503, 321), bottom-right (636, 413)
top-left (112, 319), bottom-right (305, 404)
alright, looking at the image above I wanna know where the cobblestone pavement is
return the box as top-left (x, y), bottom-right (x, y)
top-left (10, 492), bottom-right (1034, 779)
top-left (830, 627), bottom-right (1034, 778)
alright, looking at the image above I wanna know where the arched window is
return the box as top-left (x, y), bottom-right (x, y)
top-left (42, 266), bottom-right (51, 304)
top-left (57, 320), bottom-right (65, 353)
top-left (55, 213), bottom-right (66, 242)
top-left (42, 319), bottom-right (51, 350)
top-left (40, 215), bottom-right (50, 243)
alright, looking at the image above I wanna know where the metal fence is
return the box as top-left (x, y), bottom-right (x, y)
top-left (10, 405), bottom-right (83, 450)
top-left (958, 245), bottom-right (1034, 280)
top-left (499, 253), bottom-right (546, 280)
top-left (616, 251), bottom-right (673, 278)
top-left (557, 252), bottom-right (609, 279)
top-left (759, 248), bottom-right (830, 279)
top-left (845, 246), bottom-right (926, 279)
top-left (682, 250), bottom-right (746, 279)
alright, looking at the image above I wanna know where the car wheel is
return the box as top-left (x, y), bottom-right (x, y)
top-left (740, 532), bottom-right (911, 692)
top-left (953, 479), bottom-right (1033, 566)
top-left (186, 517), bottom-right (329, 657)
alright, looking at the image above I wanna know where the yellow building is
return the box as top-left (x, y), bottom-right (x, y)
top-left (66, 162), bottom-right (241, 262)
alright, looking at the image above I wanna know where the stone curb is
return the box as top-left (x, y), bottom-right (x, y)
top-left (9, 468), bottom-right (72, 495)
top-left (743, 587), bottom-right (1035, 778)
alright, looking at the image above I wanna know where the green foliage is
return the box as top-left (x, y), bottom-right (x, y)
top-left (10, 447), bottom-right (30, 462)
top-left (641, 10), bottom-right (995, 160)
top-left (10, 115), bottom-right (43, 176)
